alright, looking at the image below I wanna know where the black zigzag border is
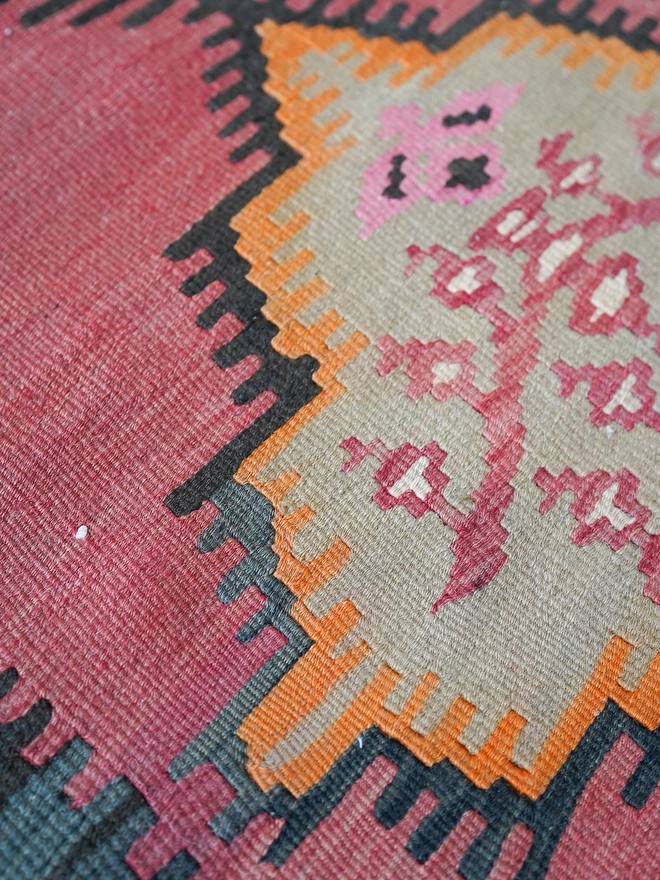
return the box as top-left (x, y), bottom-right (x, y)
top-left (152, 6), bottom-right (660, 877)
top-left (168, 0), bottom-right (660, 515)
top-left (17, 0), bottom-right (660, 511)
top-left (11, 2), bottom-right (660, 877)
top-left (0, 669), bottom-right (199, 880)
top-left (170, 491), bottom-right (660, 880)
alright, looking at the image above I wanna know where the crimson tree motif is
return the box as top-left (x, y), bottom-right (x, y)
top-left (345, 132), bottom-right (660, 610)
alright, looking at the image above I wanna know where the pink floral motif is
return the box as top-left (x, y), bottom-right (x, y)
top-left (340, 438), bottom-right (452, 520)
top-left (535, 467), bottom-right (660, 603)
top-left (376, 336), bottom-right (477, 403)
top-left (537, 132), bottom-right (602, 198)
top-left (356, 84), bottom-right (522, 238)
top-left (348, 132), bottom-right (660, 610)
top-left (567, 254), bottom-right (651, 338)
top-left (535, 467), bottom-right (650, 550)
top-left (553, 359), bottom-right (660, 431)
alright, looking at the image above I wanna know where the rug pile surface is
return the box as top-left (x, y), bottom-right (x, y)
top-left (3, 0), bottom-right (660, 876)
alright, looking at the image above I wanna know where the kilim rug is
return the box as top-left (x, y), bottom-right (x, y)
top-left (4, 0), bottom-right (660, 876)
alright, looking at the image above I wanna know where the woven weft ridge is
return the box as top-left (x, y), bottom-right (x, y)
top-left (3, 0), bottom-right (660, 876)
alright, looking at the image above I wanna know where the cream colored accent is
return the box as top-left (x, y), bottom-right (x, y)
top-left (560, 160), bottom-right (595, 189)
top-left (603, 374), bottom-right (642, 415)
top-left (448, 265), bottom-right (481, 294)
top-left (497, 209), bottom-right (526, 235)
top-left (590, 269), bottom-right (629, 321)
top-left (432, 361), bottom-right (462, 384)
top-left (586, 483), bottom-right (635, 530)
top-left (390, 456), bottom-right (432, 500)
top-left (537, 233), bottom-right (583, 282)
top-left (510, 218), bottom-right (540, 242)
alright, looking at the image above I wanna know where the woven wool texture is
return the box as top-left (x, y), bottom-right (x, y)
top-left (3, 0), bottom-right (660, 877)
